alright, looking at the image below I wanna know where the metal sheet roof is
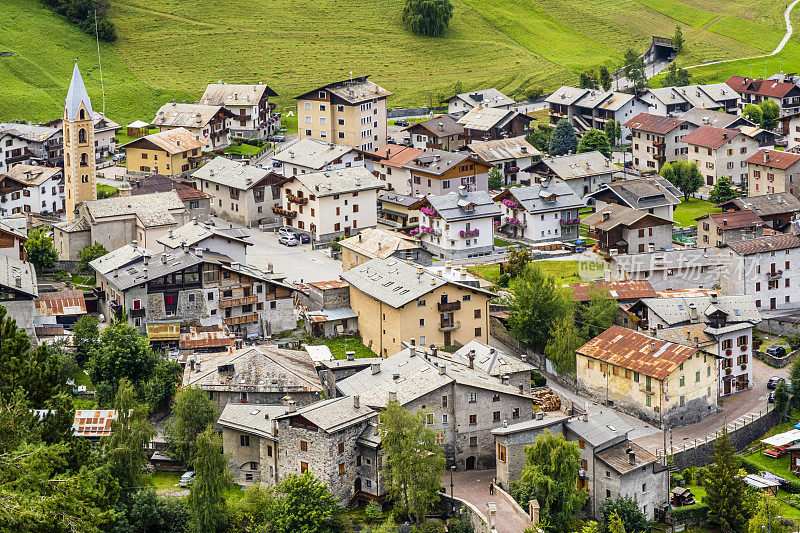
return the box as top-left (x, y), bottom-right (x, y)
top-left (34, 289), bottom-right (86, 316)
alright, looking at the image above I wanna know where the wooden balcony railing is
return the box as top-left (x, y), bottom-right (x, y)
top-left (223, 313), bottom-right (259, 326)
top-left (219, 295), bottom-right (258, 308)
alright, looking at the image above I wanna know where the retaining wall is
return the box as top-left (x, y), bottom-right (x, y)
top-left (494, 484), bottom-right (533, 526)
top-left (754, 348), bottom-right (800, 368)
top-left (387, 107), bottom-right (447, 118)
top-left (42, 260), bottom-right (80, 275)
top-left (758, 317), bottom-right (800, 337)
top-left (439, 494), bottom-right (495, 533)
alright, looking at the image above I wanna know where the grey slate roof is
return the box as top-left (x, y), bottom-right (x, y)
top-left (491, 414), bottom-right (569, 436)
top-left (0, 123), bottom-right (60, 143)
top-left (450, 340), bottom-right (534, 376)
top-left (424, 190), bottom-right (501, 223)
top-left (291, 166), bottom-right (383, 197)
top-left (679, 108), bottom-right (751, 129)
top-left (468, 136), bottom-right (540, 163)
top-left (272, 138), bottom-right (354, 169)
top-left (634, 295), bottom-right (761, 327)
top-left (379, 192), bottom-right (419, 207)
top-left (100, 249), bottom-right (203, 291)
top-left (457, 107), bottom-right (521, 131)
top-left (200, 83), bottom-right (277, 106)
top-left (446, 88), bottom-right (514, 109)
top-left (217, 404), bottom-right (286, 440)
top-left (157, 219), bottom-right (252, 249)
top-left (403, 149), bottom-right (476, 177)
top-left (152, 102), bottom-right (226, 129)
top-left (500, 181), bottom-right (584, 214)
top-left (65, 62), bottom-right (92, 122)
top-left (192, 157), bottom-right (272, 191)
top-left (0, 255), bottom-right (37, 297)
top-left (405, 114), bottom-right (464, 137)
top-left (532, 151), bottom-right (613, 180)
top-left (564, 411), bottom-right (632, 448)
top-left (275, 397), bottom-right (376, 433)
top-left (89, 243), bottom-right (153, 276)
top-left (717, 193), bottom-right (800, 217)
top-left (82, 191), bottom-right (185, 227)
top-left (587, 177), bottom-right (681, 209)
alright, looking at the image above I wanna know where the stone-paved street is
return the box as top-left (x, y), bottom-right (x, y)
top-left (443, 469), bottom-right (530, 533)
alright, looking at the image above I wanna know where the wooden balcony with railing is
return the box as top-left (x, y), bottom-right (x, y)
top-left (439, 320), bottom-right (461, 332)
top-left (219, 295), bottom-right (258, 308)
top-left (438, 301), bottom-right (461, 312)
top-left (272, 206), bottom-right (297, 218)
top-left (223, 313), bottom-right (259, 326)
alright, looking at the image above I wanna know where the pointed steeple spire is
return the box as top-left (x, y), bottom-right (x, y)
top-left (65, 59), bottom-right (93, 121)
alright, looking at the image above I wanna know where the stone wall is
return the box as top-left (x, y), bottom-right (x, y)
top-left (494, 484), bottom-right (533, 526)
top-left (43, 260), bottom-right (81, 275)
top-left (758, 317), bottom-right (800, 337)
top-left (754, 348), bottom-right (800, 368)
top-left (489, 316), bottom-right (520, 353)
top-left (387, 107), bottom-right (447, 119)
top-left (438, 494), bottom-right (495, 533)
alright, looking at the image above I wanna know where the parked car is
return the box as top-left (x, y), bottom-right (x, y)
top-left (394, 119), bottom-right (410, 127)
top-left (272, 160), bottom-right (282, 168)
top-left (298, 234), bottom-right (311, 244)
top-left (767, 376), bottom-right (785, 389)
top-left (179, 471), bottom-right (195, 488)
top-left (277, 227), bottom-right (295, 238)
top-left (279, 235), bottom-right (299, 246)
top-left (269, 134), bottom-right (286, 143)
top-left (766, 346), bottom-right (787, 358)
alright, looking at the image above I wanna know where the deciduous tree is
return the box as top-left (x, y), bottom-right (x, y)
top-left (774, 379), bottom-right (789, 412)
top-left (673, 25), bottom-right (684, 53)
top-left (165, 386), bottom-right (217, 468)
top-left (77, 243), bottom-right (108, 273)
top-left (549, 119), bottom-right (578, 156)
top-left (790, 355), bottom-right (800, 405)
top-left (273, 472), bottom-right (343, 533)
top-left (544, 314), bottom-right (582, 375)
top-left (489, 166), bottom-right (505, 190)
top-left (25, 228), bottom-right (58, 272)
top-left (579, 72), bottom-right (598, 89)
top-left (743, 104), bottom-right (763, 125)
top-left (578, 128), bottom-right (612, 158)
top-left (599, 67), bottom-right (613, 91)
top-left (576, 284), bottom-right (619, 340)
top-left (748, 493), bottom-right (787, 533)
top-left (188, 426), bottom-right (229, 533)
top-left (402, 0), bottom-right (454, 37)
top-left (663, 63), bottom-right (691, 87)
top-left (507, 265), bottom-right (573, 353)
top-left (660, 160), bottom-right (703, 201)
top-left (599, 495), bottom-right (648, 533)
top-left (506, 246), bottom-right (531, 278)
top-left (760, 100), bottom-right (780, 130)
top-left (73, 314), bottom-right (100, 364)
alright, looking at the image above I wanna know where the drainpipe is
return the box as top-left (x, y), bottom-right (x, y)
top-left (592, 451), bottom-right (597, 517)
top-left (379, 301), bottom-right (384, 357)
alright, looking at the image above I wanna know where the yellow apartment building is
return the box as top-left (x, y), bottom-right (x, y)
top-left (122, 127), bottom-right (206, 177)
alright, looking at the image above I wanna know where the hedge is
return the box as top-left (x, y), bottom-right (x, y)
top-left (670, 502), bottom-right (709, 525)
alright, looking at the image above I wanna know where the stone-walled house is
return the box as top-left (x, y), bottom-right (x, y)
top-left (218, 403), bottom-right (284, 485)
top-left (696, 210), bottom-right (764, 248)
top-left (157, 219), bottom-right (252, 264)
top-left (200, 82), bottom-right (281, 139)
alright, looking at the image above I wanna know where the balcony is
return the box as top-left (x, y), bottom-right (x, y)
top-left (654, 153), bottom-right (666, 161)
top-left (92, 287), bottom-right (106, 300)
top-left (129, 308), bottom-right (146, 318)
top-left (438, 301), bottom-right (461, 312)
top-left (439, 320), bottom-right (461, 331)
top-left (272, 206), bottom-right (297, 218)
top-left (219, 295), bottom-right (258, 308)
top-left (223, 313), bottom-right (259, 326)
top-left (639, 384), bottom-right (656, 396)
top-left (287, 194), bottom-right (308, 205)
top-left (560, 217), bottom-right (581, 226)
top-left (767, 270), bottom-right (783, 280)
top-left (653, 141), bottom-right (665, 148)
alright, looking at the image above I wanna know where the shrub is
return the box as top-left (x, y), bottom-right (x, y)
top-left (788, 335), bottom-right (800, 352)
top-left (670, 502), bottom-right (709, 525)
top-left (682, 467), bottom-right (694, 484)
top-left (448, 518), bottom-right (474, 533)
top-left (531, 371), bottom-right (547, 388)
top-left (365, 501), bottom-right (382, 523)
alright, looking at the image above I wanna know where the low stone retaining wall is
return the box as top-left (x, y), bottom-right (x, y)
top-left (754, 348), bottom-right (800, 368)
top-left (758, 317), bottom-right (800, 337)
top-left (439, 494), bottom-right (495, 533)
top-left (494, 484), bottom-right (532, 526)
top-left (42, 260), bottom-right (80, 275)
top-left (388, 107), bottom-right (447, 118)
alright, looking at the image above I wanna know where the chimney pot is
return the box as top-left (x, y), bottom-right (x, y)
top-left (353, 395), bottom-right (360, 409)
top-left (346, 351), bottom-right (355, 361)
top-left (371, 363), bottom-right (381, 375)
top-left (388, 390), bottom-right (397, 402)
top-left (439, 364), bottom-right (446, 375)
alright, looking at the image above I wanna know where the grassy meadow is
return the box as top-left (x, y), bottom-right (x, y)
top-left (0, 0), bottom-right (795, 127)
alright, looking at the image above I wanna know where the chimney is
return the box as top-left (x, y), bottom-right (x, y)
top-left (521, 146), bottom-right (527, 154)
top-left (392, 373), bottom-right (400, 381)
top-left (627, 448), bottom-right (636, 465)
top-left (409, 347), bottom-right (416, 357)
top-left (432, 346), bottom-right (438, 358)
top-left (458, 185), bottom-right (467, 196)
top-left (346, 351), bottom-right (355, 361)
top-left (143, 255), bottom-right (149, 265)
top-left (468, 350), bottom-right (475, 369)
top-left (438, 122), bottom-right (444, 132)
top-left (689, 304), bottom-right (698, 322)
top-left (582, 411), bottom-right (588, 422)
top-left (388, 390), bottom-right (397, 402)
top-left (603, 211), bottom-right (611, 221)
top-left (288, 400), bottom-right (297, 413)
top-left (358, 234), bottom-right (362, 242)
top-left (267, 262), bottom-right (273, 273)
top-left (501, 375), bottom-right (510, 385)
top-left (14, 275), bottom-right (21, 288)
top-left (502, 420), bottom-right (508, 428)
top-left (161, 255), bottom-right (167, 264)
top-left (371, 363), bottom-right (381, 375)
top-left (353, 395), bottom-right (360, 409)
top-left (650, 342), bottom-right (656, 353)
top-left (439, 364), bottom-right (446, 375)
top-left (190, 359), bottom-right (195, 371)
top-left (710, 291), bottom-right (718, 303)
top-left (373, 423), bottom-right (379, 436)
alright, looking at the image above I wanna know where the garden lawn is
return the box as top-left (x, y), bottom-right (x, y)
top-left (71, 274), bottom-right (96, 290)
top-left (303, 335), bottom-right (375, 359)
top-left (224, 143), bottom-right (264, 157)
top-left (96, 184), bottom-right (118, 199)
top-left (467, 259), bottom-right (606, 285)
top-left (74, 369), bottom-right (94, 391)
top-left (494, 237), bottom-right (517, 248)
top-left (673, 198), bottom-right (721, 227)
top-left (146, 472), bottom-right (181, 491)
top-left (114, 127), bottom-right (159, 146)
top-left (744, 449), bottom-right (795, 480)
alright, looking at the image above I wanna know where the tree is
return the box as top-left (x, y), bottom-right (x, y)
top-left (579, 72), bottom-right (598, 89)
top-left (599, 67), bottom-right (613, 91)
top-left (25, 228), bottom-right (58, 272)
top-left (790, 355), bottom-right (800, 405)
top-left (489, 167), bottom-right (505, 190)
top-left (605, 120), bottom-right (618, 148)
top-left (165, 386), bottom-right (217, 468)
top-left (507, 265), bottom-right (573, 353)
top-left (273, 473), bottom-right (343, 533)
top-left (760, 100), bottom-right (780, 130)
top-left (743, 103), bottom-right (763, 126)
top-left (599, 495), bottom-right (648, 533)
top-left (705, 428), bottom-right (749, 532)
top-left (141, 357), bottom-right (183, 416)
top-left (774, 379), bottom-right (789, 412)
top-left (578, 129), bottom-right (612, 158)
top-left (576, 284), bottom-right (619, 340)
top-left (128, 489), bottom-right (189, 533)
top-left (549, 119), bottom-right (578, 156)
top-left (188, 426), bottom-right (229, 533)
top-left (380, 401), bottom-right (445, 522)
top-left (673, 25), bottom-right (684, 53)
top-left (708, 176), bottom-right (739, 204)
top-left (506, 246), bottom-right (531, 278)
top-left (228, 485), bottom-right (278, 533)
top-left (511, 430), bottom-right (586, 533)
top-left (663, 63), bottom-right (691, 87)
top-left (607, 511), bottom-right (626, 533)
top-left (452, 81), bottom-right (464, 96)
top-left (77, 243), bottom-right (108, 273)
top-left (526, 124), bottom-right (555, 153)
top-left (622, 49), bottom-right (647, 92)
top-left (73, 314), bottom-right (100, 364)
top-left (748, 493), bottom-right (787, 533)
top-left (104, 379), bottom-right (155, 501)
top-left (544, 314), bottom-right (582, 375)
top-left (660, 160), bottom-right (703, 201)
top-left (402, 0), bottom-right (453, 37)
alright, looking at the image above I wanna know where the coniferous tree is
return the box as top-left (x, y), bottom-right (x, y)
top-left (550, 119), bottom-right (578, 156)
top-left (705, 429), bottom-right (749, 532)
top-left (708, 176), bottom-right (739, 204)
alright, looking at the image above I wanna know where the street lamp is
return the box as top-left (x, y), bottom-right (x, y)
top-left (450, 465), bottom-right (456, 515)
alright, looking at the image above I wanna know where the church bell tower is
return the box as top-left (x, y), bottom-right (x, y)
top-left (63, 60), bottom-right (97, 220)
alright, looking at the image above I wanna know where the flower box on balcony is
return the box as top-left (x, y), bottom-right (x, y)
top-left (741, 345), bottom-right (748, 351)
top-left (725, 349), bottom-right (732, 356)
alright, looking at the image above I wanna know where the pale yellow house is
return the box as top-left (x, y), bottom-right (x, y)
top-left (122, 128), bottom-right (206, 177)
top-left (576, 325), bottom-right (717, 427)
top-left (338, 227), bottom-right (432, 271)
top-left (340, 257), bottom-right (493, 356)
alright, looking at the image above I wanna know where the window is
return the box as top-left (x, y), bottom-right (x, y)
top-left (426, 413), bottom-right (434, 425)
top-left (419, 318), bottom-right (425, 327)
top-left (498, 443), bottom-right (507, 463)
top-left (442, 395), bottom-right (448, 408)
top-left (240, 435), bottom-right (250, 447)
top-left (442, 414), bottom-right (448, 423)
top-left (474, 309), bottom-right (481, 319)
top-left (300, 440), bottom-right (308, 452)
top-left (469, 414), bottom-right (477, 425)
top-left (338, 442), bottom-right (344, 454)
top-left (417, 299), bottom-right (426, 307)
top-left (512, 407), bottom-right (520, 418)
top-left (468, 393), bottom-right (477, 403)
top-left (493, 411), bottom-right (500, 422)
top-left (696, 371), bottom-right (700, 382)
top-left (469, 436), bottom-right (478, 447)
top-left (474, 327), bottom-right (482, 337)
top-left (679, 376), bottom-right (685, 387)
top-left (250, 462), bottom-right (258, 471)
top-left (338, 463), bottom-right (345, 475)
top-left (301, 462), bottom-right (308, 473)
top-left (492, 394), bottom-right (501, 402)
top-left (578, 440), bottom-right (585, 449)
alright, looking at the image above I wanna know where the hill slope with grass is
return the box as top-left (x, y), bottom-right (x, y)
top-left (0, 0), bottom-right (794, 126)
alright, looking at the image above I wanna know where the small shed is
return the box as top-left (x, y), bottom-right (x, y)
top-left (671, 486), bottom-right (696, 507)
top-left (744, 474), bottom-right (780, 495)
top-left (126, 120), bottom-right (150, 138)
top-left (788, 442), bottom-right (800, 474)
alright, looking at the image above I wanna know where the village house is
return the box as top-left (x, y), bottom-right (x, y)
top-left (0, 254), bottom-right (38, 340)
top-left (587, 177), bottom-right (681, 221)
top-left (340, 257), bottom-right (493, 356)
top-left (295, 76), bottom-right (392, 151)
top-left (779, 112), bottom-right (800, 151)
top-left (405, 149), bottom-right (493, 196)
top-left (527, 151), bottom-right (614, 199)
top-left (54, 191), bottom-right (187, 258)
top-left (339, 227), bottom-right (432, 271)
top-left (696, 210), bottom-right (764, 247)
top-left (275, 396), bottom-right (381, 504)
top-left (362, 144), bottom-right (423, 195)
top-left (577, 325), bottom-right (718, 427)
top-left (127, 174), bottom-right (212, 219)
top-left (412, 188), bottom-right (500, 259)
top-left (571, 280), bottom-right (657, 306)
top-left (122, 127), bottom-right (205, 177)
top-left (293, 279), bottom-right (357, 338)
top-left (641, 83), bottom-right (739, 116)
top-left (0, 130), bottom-right (34, 174)
top-left (0, 219), bottom-right (26, 261)
top-left (584, 203), bottom-right (673, 255)
top-left (200, 82), bottom-right (280, 139)
top-left (444, 88), bottom-right (515, 115)
top-left (747, 149), bottom-right (800, 197)
top-left (193, 157), bottom-right (284, 228)
top-left (45, 111), bottom-right (121, 161)
top-left (276, 166), bottom-right (383, 242)
top-left (630, 293), bottom-right (761, 396)
top-left (157, 219), bottom-right (252, 264)
top-left (336, 344), bottom-right (535, 471)
top-left (625, 113), bottom-right (695, 172)
top-left (0, 164), bottom-right (64, 215)
top-left (314, 353), bottom-right (384, 399)
top-left (680, 125), bottom-right (758, 187)
top-left (152, 102), bottom-right (233, 150)
top-left (716, 193), bottom-right (800, 230)
top-left (719, 233), bottom-right (800, 310)
top-left (183, 346), bottom-right (323, 409)
top-left (679, 108), bottom-right (753, 130)
top-left (218, 403), bottom-right (285, 485)
top-left (272, 138), bottom-right (364, 177)
top-left (467, 136), bottom-right (540, 186)
top-left (33, 289), bottom-right (86, 329)
top-left (377, 191), bottom-right (421, 228)
top-left (456, 106), bottom-right (532, 143)
top-left (726, 76), bottom-right (800, 117)
top-left (178, 325), bottom-right (236, 361)
top-left (545, 86), bottom-right (651, 138)
top-left (90, 243), bottom-right (295, 336)
top-left (493, 179), bottom-right (584, 243)
top-left (0, 123), bottom-right (62, 169)
top-left (609, 248), bottom-right (733, 291)
top-left (403, 115), bottom-right (464, 151)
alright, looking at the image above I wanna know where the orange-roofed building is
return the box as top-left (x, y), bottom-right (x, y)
top-left (361, 143), bottom-right (423, 194)
top-left (746, 149), bottom-right (800, 197)
top-left (576, 325), bottom-right (717, 427)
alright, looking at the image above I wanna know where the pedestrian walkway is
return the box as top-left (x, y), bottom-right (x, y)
top-left (443, 469), bottom-right (530, 533)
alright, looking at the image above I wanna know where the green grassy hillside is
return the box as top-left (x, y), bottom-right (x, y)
top-left (0, 0), bottom-right (795, 126)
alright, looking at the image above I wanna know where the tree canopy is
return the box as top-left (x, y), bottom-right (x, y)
top-left (708, 176), bottom-right (738, 204)
top-left (549, 119), bottom-right (578, 156)
top-left (77, 243), bottom-right (109, 273)
top-left (188, 426), bottom-right (229, 533)
top-left (165, 386), bottom-right (217, 467)
top-left (507, 265), bottom-right (573, 353)
top-left (489, 166), bottom-right (505, 190)
top-left (577, 128), bottom-right (612, 158)
top-left (25, 228), bottom-right (58, 273)
top-left (660, 160), bottom-right (703, 201)
top-left (272, 473), bottom-right (343, 533)
top-left (760, 100), bottom-right (780, 130)
top-left (743, 104), bottom-right (763, 125)
top-left (599, 495), bottom-right (648, 533)
top-left (705, 429), bottom-right (751, 532)
top-left (663, 63), bottom-right (691, 87)
top-left (543, 314), bottom-right (582, 375)
top-left (402, 0), bottom-right (453, 37)
top-left (673, 25), bottom-right (684, 53)
top-left (599, 67), bottom-right (613, 91)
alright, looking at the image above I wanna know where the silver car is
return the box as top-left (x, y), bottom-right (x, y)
top-left (279, 235), bottom-right (299, 246)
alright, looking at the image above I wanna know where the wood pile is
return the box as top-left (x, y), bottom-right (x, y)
top-left (531, 387), bottom-right (561, 412)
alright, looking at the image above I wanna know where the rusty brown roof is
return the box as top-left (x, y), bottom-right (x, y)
top-left (180, 326), bottom-right (235, 350)
top-left (34, 289), bottom-right (86, 316)
top-left (624, 113), bottom-right (685, 134)
top-left (73, 409), bottom-right (117, 438)
top-left (307, 280), bottom-right (349, 290)
top-left (726, 233), bottom-right (800, 255)
top-left (680, 125), bottom-right (741, 150)
top-left (596, 441), bottom-right (658, 475)
top-left (571, 280), bottom-right (656, 302)
top-left (577, 325), bottom-right (697, 380)
top-left (704, 209), bottom-right (763, 229)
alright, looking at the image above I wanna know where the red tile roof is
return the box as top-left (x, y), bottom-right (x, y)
top-left (726, 234), bottom-right (800, 255)
top-left (571, 280), bottom-right (656, 302)
top-left (704, 209), bottom-right (764, 229)
top-left (34, 289), bottom-right (86, 316)
top-left (624, 113), bottom-right (685, 134)
top-left (679, 125), bottom-right (741, 150)
top-left (726, 76), bottom-right (800, 99)
top-left (745, 149), bottom-right (800, 170)
top-left (577, 325), bottom-right (697, 380)
top-left (128, 174), bottom-right (211, 201)
top-left (374, 144), bottom-right (424, 168)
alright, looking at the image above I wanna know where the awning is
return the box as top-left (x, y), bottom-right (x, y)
top-left (761, 428), bottom-right (800, 447)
